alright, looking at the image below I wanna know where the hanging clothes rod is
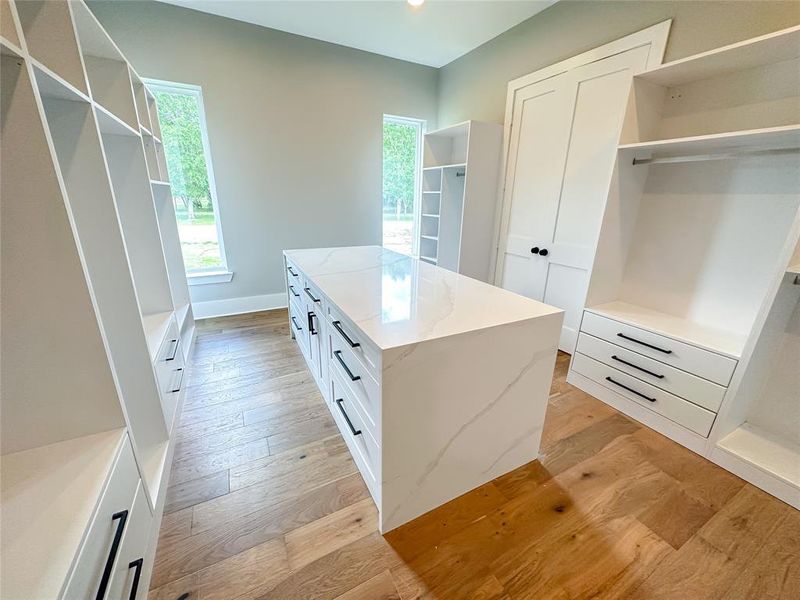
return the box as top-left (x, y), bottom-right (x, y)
top-left (632, 146), bottom-right (800, 166)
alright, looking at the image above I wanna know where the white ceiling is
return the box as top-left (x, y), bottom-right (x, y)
top-left (156, 1), bottom-right (557, 68)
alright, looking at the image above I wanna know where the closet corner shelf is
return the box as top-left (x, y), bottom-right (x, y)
top-left (636, 25), bottom-right (800, 87)
top-left (619, 125), bottom-right (800, 160)
top-left (0, 428), bottom-right (127, 600)
top-left (585, 301), bottom-right (747, 359)
top-left (94, 103), bottom-right (140, 137)
top-left (717, 423), bottom-right (800, 488)
top-left (30, 60), bottom-right (91, 104)
top-left (142, 310), bottom-right (173, 360)
top-left (423, 163), bottom-right (466, 171)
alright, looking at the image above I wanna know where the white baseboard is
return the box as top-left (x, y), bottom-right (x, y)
top-left (192, 293), bottom-right (287, 319)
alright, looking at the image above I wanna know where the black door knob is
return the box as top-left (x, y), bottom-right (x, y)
top-left (539, 248), bottom-right (549, 257)
top-left (530, 247), bottom-right (540, 254)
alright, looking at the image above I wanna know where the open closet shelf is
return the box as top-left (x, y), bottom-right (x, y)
top-left (585, 301), bottom-right (748, 359)
top-left (142, 310), bottom-right (173, 360)
top-left (94, 103), bottom-right (139, 137)
top-left (31, 61), bottom-right (89, 103)
top-left (423, 163), bottom-right (466, 171)
top-left (717, 423), bottom-right (800, 488)
top-left (420, 256), bottom-right (438, 265)
top-left (420, 235), bottom-right (438, 241)
top-left (176, 302), bottom-right (191, 330)
top-left (422, 213), bottom-right (439, 218)
top-left (0, 428), bottom-right (127, 599)
top-left (637, 25), bottom-right (800, 87)
top-left (151, 179), bottom-right (170, 187)
top-left (619, 124), bottom-right (800, 160)
top-left (788, 264), bottom-right (800, 276)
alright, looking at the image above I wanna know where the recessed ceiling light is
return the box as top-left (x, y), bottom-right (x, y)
top-left (408, 0), bottom-right (425, 7)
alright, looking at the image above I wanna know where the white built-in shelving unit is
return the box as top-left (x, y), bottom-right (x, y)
top-left (0, 1), bottom-right (194, 597)
top-left (568, 25), bottom-right (800, 508)
top-left (417, 120), bottom-right (502, 280)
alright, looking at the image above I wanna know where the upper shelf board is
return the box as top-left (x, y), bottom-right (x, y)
top-left (426, 121), bottom-right (470, 139)
top-left (423, 163), bottom-right (467, 171)
top-left (95, 104), bottom-right (139, 137)
top-left (637, 25), bottom-right (800, 87)
top-left (619, 124), bottom-right (800, 160)
top-left (33, 62), bottom-right (91, 103)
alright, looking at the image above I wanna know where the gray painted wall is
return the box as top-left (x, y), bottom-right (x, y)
top-left (89, 0), bottom-right (439, 306)
top-left (438, 0), bottom-right (800, 125)
top-left (91, 1), bottom-right (800, 309)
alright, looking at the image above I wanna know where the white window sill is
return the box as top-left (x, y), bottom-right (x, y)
top-left (187, 270), bottom-right (234, 286)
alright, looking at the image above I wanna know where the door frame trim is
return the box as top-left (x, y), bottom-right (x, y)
top-left (490, 20), bottom-right (672, 284)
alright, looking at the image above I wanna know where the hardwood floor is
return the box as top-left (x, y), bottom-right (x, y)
top-left (151, 310), bottom-right (799, 599)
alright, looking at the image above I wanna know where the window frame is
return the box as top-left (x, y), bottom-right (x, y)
top-left (382, 114), bottom-right (425, 257)
top-left (144, 78), bottom-right (231, 283)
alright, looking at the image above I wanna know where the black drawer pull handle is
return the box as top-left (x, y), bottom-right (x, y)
top-left (288, 285), bottom-right (300, 297)
top-left (287, 266), bottom-right (298, 277)
top-left (304, 287), bottom-right (321, 303)
top-left (605, 376), bottom-right (657, 402)
top-left (128, 558), bottom-right (143, 600)
top-left (165, 338), bottom-right (179, 361)
top-left (308, 311), bottom-right (317, 335)
top-left (95, 510), bottom-right (129, 600)
top-left (617, 332), bottom-right (672, 354)
top-left (291, 316), bottom-right (302, 331)
top-left (332, 320), bottom-right (360, 348)
top-left (334, 350), bottom-right (360, 381)
top-left (170, 367), bottom-right (184, 393)
top-left (336, 398), bottom-right (362, 436)
top-left (611, 355), bottom-right (664, 379)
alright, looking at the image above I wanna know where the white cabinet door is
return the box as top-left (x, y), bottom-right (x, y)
top-left (499, 45), bottom-right (651, 352)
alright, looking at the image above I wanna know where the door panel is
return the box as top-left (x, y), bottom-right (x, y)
top-left (499, 45), bottom-right (651, 352)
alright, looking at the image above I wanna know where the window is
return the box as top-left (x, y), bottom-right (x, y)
top-left (382, 115), bottom-right (423, 256)
top-left (145, 79), bottom-right (229, 279)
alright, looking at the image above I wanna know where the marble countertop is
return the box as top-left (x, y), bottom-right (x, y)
top-left (284, 246), bottom-right (562, 350)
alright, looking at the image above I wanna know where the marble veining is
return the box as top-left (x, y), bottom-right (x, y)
top-left (284, 246), bottom-right (561, 350)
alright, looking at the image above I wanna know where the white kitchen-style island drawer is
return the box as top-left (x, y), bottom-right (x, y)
top-left (575, 333), bottom-right (727, 412)
top-left (286, 280), bottom-right (304, 305)
top-left (581, 311), bottom-right (737, 386)
top-left (327, 304), bottom-right (381, 381)
top-left (63, 437), bottom-right (141, 600)
top-left (329, 321), bottom-right (380, 436)
top-left (330, 369), bottom-right (381, 504)
top-left (572, 353), bottom-right (717, 436)
top-left (289, 296), bottom-right (310, 358)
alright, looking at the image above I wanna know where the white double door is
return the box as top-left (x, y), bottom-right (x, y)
top-left (497, 45), bottom-right (651, 352)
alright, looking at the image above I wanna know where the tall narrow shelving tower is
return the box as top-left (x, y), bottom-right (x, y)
top-left (418, 120), bottom-right (502, 282)
top-left (1, 1), bottom-right (195, 597)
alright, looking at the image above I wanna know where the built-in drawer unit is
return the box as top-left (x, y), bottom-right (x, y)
top-left (287, 280), bottom-right (304, 306)
top-left (106, 481), bottom-right (153, 599)
top-left (575, 333), bottom-right (727, 412)
top-left (572, 353), bottom-right (717, 436)
top-left (330, 368), bottom-right (380, 503)
top-left (63, 437), bottom-right (143, 599)
top-left (327, 304), bottom-right (381, 381)
top-left (329, 322), bottom-right (380, 435)
top-left (154, 318), bottom-right (185, 428)
top-left (581, 311), bottom-right (737, 386)
top-left (285, 258), bottom-right (302, 287)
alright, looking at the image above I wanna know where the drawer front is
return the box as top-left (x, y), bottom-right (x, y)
top-left (329, 324), bottom-right (380, 435)
top-left (289, 297), bottom-right (310, 358)
top-left (327, 304), bottom-right (381, 381)
top-left (302, 277), bottom-right (324, 313)
top-left (63, 437), bottom-right (141, 600)
top-left (287, 281), bottom-right (304, 306)
top-left (285, 258), bottom-right (302, 287)
top-left (581, 311), bottom-right (737, 386)
top-left (575, 333), bottom-right (727, 412)
top-left (106, 482), bottom-right (153, 599)
top-left (572, 353), bottom-right (716, 437)
top-left (330, 369), bottom-right (380, 502)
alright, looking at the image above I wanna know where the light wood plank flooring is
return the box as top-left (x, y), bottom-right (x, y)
top-left (151, 310), bottom-right (799, 599)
